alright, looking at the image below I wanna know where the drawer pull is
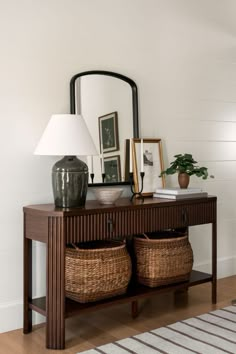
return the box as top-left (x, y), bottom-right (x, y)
top-left (107, 219), bottom-right (114, 233)
top-left (182, 208), bottom-right (189, 226)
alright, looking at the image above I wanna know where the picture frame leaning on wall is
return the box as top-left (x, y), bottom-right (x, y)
top-left (103, 155), bottom-right (121, 183)
top-left (98, 111), bottom-right (119, 154)
top-left (133, 138), bottom-right (165, 196)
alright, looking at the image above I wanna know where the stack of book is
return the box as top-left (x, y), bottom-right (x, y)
top-left (153, 187), bottom-right (208, 200)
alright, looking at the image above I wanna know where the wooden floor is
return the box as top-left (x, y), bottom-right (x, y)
top-left (1, 276), bottom-right (236, 354)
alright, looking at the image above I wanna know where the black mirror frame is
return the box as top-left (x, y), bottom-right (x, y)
top-left (70, 70), bottom-right (139, 187)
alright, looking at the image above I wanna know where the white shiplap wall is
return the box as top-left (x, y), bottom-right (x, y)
top-left (142, 8), bottom-right (236, 276)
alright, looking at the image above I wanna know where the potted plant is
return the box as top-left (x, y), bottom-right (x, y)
top-left (160, 153), bottom-right (213, 188)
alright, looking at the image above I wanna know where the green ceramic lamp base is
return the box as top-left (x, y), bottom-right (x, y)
top-left (52, 156), bottom-right (88, 208)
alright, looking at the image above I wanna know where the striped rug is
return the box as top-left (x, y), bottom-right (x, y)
top-left (78, 305), bottom-right (236, 354)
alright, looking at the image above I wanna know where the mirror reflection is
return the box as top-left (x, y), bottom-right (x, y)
top-left (70, 71), bottom-right (139, 185)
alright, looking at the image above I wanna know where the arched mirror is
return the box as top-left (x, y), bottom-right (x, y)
top-left (70, 70), bottom-right (139, 186)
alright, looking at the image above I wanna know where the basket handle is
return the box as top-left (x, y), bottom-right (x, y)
top-left (111, 238), bottom-right (126, 245)
top-left (71, 243), bottom-right (80, 250)
top-left (143, 233), bottom-right (149, 239)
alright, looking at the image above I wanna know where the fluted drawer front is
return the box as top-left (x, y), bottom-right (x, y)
top-left (177, 200), bottom-right (216, 227)
top-left (65, 200), bottom-right (216, 243)
top-left (65, 208), bottom-right (166, 243)
top-left (158, 200), bottom-right (216, 229)
top-left (65, 213), bottom-right (110, 243)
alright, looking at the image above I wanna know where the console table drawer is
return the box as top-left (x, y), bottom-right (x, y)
top-left (165, 200), bottom-right (216, 228)
top-left (65, 199), bottom-right (216, 243)
top-left (177, 201), bottom-right (216, 226)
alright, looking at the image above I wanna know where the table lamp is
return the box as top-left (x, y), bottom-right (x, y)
top-left (34, 114), bottom-right (97, 208)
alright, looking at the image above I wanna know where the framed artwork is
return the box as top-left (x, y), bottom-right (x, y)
top-left (98, 112), bottom-right (119, 154)
top-left (133, 138), bottom-right (165, 196)
top-left (104, 155), bottom-right (121, 183)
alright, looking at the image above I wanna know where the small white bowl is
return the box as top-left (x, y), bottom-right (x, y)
top-left (92, 188), bottom-right (123, 205)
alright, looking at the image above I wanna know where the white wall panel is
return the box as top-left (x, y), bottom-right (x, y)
top-left (162, 121), bottom-right (236, 141)
top-left (164, 141), bottom-right (236, 161)
top-left (151, 99), bottom-right (236, 123)
top-left (218, 202), bottom-right (236, 221)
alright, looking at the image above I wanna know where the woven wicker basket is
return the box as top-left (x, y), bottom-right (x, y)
top-left (65, 240), bottom-right (132, 303)
top-left (134, 231), bottom-right (193, 287)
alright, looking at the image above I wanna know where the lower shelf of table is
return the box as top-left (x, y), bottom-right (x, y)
top-left (29, 270), bottom-right (213, 318)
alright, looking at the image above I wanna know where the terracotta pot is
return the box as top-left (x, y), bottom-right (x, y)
top-left (178, 173), bottom-right (190, 189)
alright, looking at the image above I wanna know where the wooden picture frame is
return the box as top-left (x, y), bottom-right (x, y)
top-left (133, 138), bottom-right (165, 196)
top-left (103, 155), bottom-right (121, 183)
top-left (98, 112), bottom-right (119, 154)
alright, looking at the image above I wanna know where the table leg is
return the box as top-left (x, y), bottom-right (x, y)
top-left (212, 221), bottom-right (217, 304)
top-left (23, 236), bottom-right (32, 334)
top-left (46, 217), bottom-right (65, 349)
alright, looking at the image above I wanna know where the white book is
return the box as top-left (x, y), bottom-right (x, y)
top-left (155, 187), bottom-right (203, 195)
top-left (153, 192), bottom-right (208, 200)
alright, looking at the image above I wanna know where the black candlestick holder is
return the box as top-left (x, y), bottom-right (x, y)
top-left (129, 172), bottom-right (145, 201)
top-left (90, 173), bottom-right (94, 184)
top-left (102, 173), bottom-right (106, 183)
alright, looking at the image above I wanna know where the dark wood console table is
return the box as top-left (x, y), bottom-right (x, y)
top-left (23, 196), bottom-right (217, 349)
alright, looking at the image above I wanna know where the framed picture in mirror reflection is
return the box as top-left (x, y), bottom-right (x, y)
top-left (133, 138), bottom-right (165, 196)
top-left (98, 112), bottom-right (119, 153)
top-left (103, 155), bottom-right (121, 183)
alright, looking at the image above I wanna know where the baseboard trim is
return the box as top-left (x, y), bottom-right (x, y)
top-left (194, 255), bottom-right (236, 279)
top-left (0, 300), bottom-right (45, 334)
